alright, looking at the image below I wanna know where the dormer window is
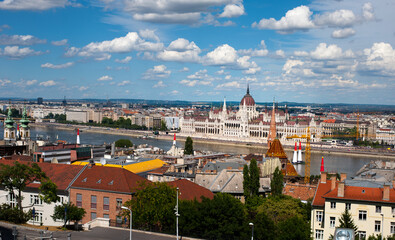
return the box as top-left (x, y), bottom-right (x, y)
top-left (82, 178), bottom-right (87, 182)
top-left (97, 179), bottom-right (101, 184)
top-left (108, 180), bottom-right (114, 185)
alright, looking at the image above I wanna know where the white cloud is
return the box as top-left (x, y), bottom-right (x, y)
top-left (283, 59), bottom-right (304, 75)
top-left (0, 79), bottom-right (11, 86)
top-left (94, 53), bottom-right (111, 61)
top-left (0, 34), bottom-right (46, 45)
top-left (275, 49), bottom-right (286, 58)
top-left (243, 67), bottom-right (261, 75)
top-left (79, 86), bottom-right (89, 91)
top-left (39, 80), bottom-right (56, 87)
top-left (238, 48), bottom-right (268, 57)
top-left (138, 29), bottom-right (160, 42)
top-left (115, 56), bottom-right (132, 64)
top-left (64, 47), bottom-right (79, 57)
top-left (143, 65), bottom-right (171, 79)
top-left (51, 39), bottom-right (68, 46)
top-left (157, 38), bottom-right (201, 62)
top-left (331, 28), bottom-right (355, 39)
top-left (153, 80), bottom-right (166, 88)
top-left (97, 75), bottom-right (113, 81)
top-left (76, 32), bottom-right (164, 58)
top-left (1, 46), bottom-right (43, 58)
top-left (314, 9), bottom-right (357, 28)
top-left (0, 0), bottom-right (69, 10)
top-left (310, 43), bottom-right (354, 60)
top-left (362, 42), bottom-right (395, 76)
top-left (294, 51), bottom-right (309, 57)
top-left (117, 80), bottom-right (130, 86)
top-left (362, 2), bottom-right (375, 21)
top-left (204, 44), bottom-right (237, 65)
top-left (26, 79), bottom-right (37, 85)
top-left (219, 3), bottom-right (245, 18)
top-left (179, 67), bottom-right (189, 72)
top-left (252, 5), bottom-right (314, 33)
top-left (41, 62), bottom-right (74, 69)
top-left (0, 24), bottom-right (10, 32)
top-left (215, 81), bottom-right (241, 89)
top-left (187, 69), bottom-right (208, 80)
top-left (171, 90), bottom-right (179, 95)
top-left (133, 12), bottom-right (201, 24)
top-left (216, 69), bottom-right (227, 75)
top-left (180, 79), bottom-right (198, 87)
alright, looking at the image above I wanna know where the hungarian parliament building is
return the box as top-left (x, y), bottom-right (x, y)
top-left (179, 86), bottom-right (370, 145)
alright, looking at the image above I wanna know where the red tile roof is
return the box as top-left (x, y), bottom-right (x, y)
top-left (312, 179), bottom-right (334, 207)
top-left (71, 165), bottom-right (148, 194)
top-left (323, 185), bottom-right (395, 203)
top-left (168, 179), bottom-right (214, 202)
top-left (0, 160), bottom-right (84, 191)
top-left (283, 183), bottom-right (317, 201)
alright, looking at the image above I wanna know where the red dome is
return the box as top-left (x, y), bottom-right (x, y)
top-left (240, 93), bottom-right (255, 106)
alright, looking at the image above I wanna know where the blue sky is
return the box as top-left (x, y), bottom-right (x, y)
top-left (0, 0), bottom-right (394, 104)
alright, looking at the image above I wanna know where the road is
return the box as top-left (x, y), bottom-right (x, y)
top-left (0, 226), bottom-right (185, 240)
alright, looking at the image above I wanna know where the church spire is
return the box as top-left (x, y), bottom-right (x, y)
top-left (267, 98), bottom-right (277, 147)
top-left (247, 83), bottom-right (250, 95)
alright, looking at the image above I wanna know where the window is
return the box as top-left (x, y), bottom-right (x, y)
top-left (30, 194), bottom-right (43, 205)
top-left (32, 211), bottom-right (43, 223)
top-left (91, 212), bottom-right (96, 220)
top-left (76, 194), bottom-right (82, 207)
top-left (376, 206), bottom-right (381, 213)
top-left (91, 195), bottom-right (97, 209)
top-left (8, 193), bottom-right (17, 208)
top-left (391, 222), bottom-right (395, 234)
top-left (359, 210), bottom-right (367, 221)
top-left (346, 203), bottom-right (351, 210)
top-left (116, 198), bottom-right (122, 210)
top-left (316, 211), bottom-right (323, 222)
top-left (103, 197), bottom-right (110, 211)
top-left (330, 217), bottom-right (336, 228)
top-left (357, 231), bottom-right (366, 240)
top-left (103, 214), bottom-right (109, 219)
top-left (330, 202), bottom-right (336, 209)
top-left (315, 230), bottom-right (324, 240)
top-left (375, 221), bottom-right (381, 232)
top-left (392, 207), bottom-right (395, 215)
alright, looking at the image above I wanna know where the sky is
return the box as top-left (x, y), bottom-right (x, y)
top-left (0, 0), bottom-right (394, 105)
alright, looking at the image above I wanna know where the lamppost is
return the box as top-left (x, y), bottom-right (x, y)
top-left (121, 206), bottom-right (132, 240)
top-left (381, 213), bottom-right (384, 240)
top-left (249, 222), bottom-right (254, 240)
top-left (175, 187), bottom-right (180, 240)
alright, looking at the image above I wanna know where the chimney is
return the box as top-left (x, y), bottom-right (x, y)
top-left (340, 173), bottom-right (347, 182)
top-left (320, 172), bottom-right (327, 184)
top-left (331, 176), bottom-right (336, 190)
top-left (383, 185), bottom-right (390, 201)
top-left (338, 182), bottom-right (345, 197)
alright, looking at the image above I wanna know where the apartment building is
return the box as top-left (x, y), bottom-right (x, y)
top-left (311, 172), bottom-right (395, 240)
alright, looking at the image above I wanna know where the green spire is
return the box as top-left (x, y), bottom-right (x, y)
top-left (20, 107), bottom-right (30, 128)
top-left (4, 107), bottom-right (15, 129)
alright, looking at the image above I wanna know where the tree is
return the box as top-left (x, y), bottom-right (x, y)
top-left (338, 209), bottom-right (358, 232)
top-left (277, 216), bottom-right (311, 240)
top-left (249, 159), bottom-right (260, 197)
top-left (115, 139), bottom-right (133, 148)
top-left (0, 161), bottom-right (59, 211)
top-left (243, 165), bottom-right (250, 199)
top-left (124, 181), bottom-right (176, 232)
top-left (184, 136), bottom-right (194, 155)
top-left (271, 167), bottom-right (283, 197)
top-left (52, 203), bottom-right (86, 227)
top-left (252, 211), bottom-right (277, 240)
top-left (160, 120), bottom-right (168, 131)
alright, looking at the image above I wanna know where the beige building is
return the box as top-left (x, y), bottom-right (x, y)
top-left (311, 172), bottom-right (395, 240)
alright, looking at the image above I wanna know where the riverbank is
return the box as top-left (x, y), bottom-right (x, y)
top-left (31, 122), bottom-right (395, 159)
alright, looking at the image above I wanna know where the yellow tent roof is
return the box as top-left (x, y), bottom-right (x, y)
top-left (72, 159), bottom-right (166, 174)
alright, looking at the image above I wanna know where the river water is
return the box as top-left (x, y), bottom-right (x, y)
top-left (2, 124), bottom-right (387, 177)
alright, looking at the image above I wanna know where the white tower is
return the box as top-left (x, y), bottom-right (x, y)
top-left (77, 128), bottom-right (80, 145)
top-left (20, 107), bottom-right (30, 141)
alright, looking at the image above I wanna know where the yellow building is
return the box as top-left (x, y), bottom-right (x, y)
top-left (72, 159), bottom-right (166, 174)
top-left (311, 172), bottom-right (395, 240)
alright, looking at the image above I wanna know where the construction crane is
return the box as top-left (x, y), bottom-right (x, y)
top-left (286, 127), bottom-right (312, 184)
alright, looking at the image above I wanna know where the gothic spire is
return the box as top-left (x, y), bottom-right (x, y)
top-left (267, 97), bottom-right (277, 147)
top-left (247, 83), bottom-right (250, 95)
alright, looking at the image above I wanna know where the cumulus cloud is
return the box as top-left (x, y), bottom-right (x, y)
top-left (0, 79), bottom-right (11, 86)
top-left (252, 5), bottom-right (314, 33)
top-left (143, 65), bottom-right (171, 79)
top-left (115, 56), bottom-right (132, 64)
top-left (362, 2), bottom-right (375, 21)
top-left (362, 42), bottom-right (395, 76)
top-left (275, 49), bottom-right (286, 58)
top-left (51, 39), bottom-right (68, 46)
top-left (238, 48), bottom-right (268, 57)
top-left (310, 43), bottom-right (354, 60)
top-left (26, 79), bottom-right (37, 85)
top-left (97, 75), bottom-right (113, 81)
top-left (171, 90), bottom-right (179, 95)
top-left (39, 80), bottom-right (56, 87)
top-left (1, 46), bottom-right (43, 58)
top-left (41, 62), bottom-right (74, 69)
top-left (0, 0), bottom-right (69, 10)
top-left (79, 86), bottom-right (89, 91)
top-left (215, 81), bottom-right (241, 89)
top-left (294, 51), bottom-right (309, 57)
top-left (157, 38), bottom-right (201, 62)
top-left (138, 29), bottom-right (160, 42)
top-left (331, 28), bottom-right (356, 39)
top-left (204, 44), bottom-right (237, 65)
top-left (153, 80), bottom-right (166, 88)
top-left (219, 3), bottom-right (245, 18)
top-left (117, 80), bottom-right (130, 86)
top-left (314, 9), bottom-right (357, 28)
top-left (0, 34), bottom-right (46, 45)
top-left (179, 67), bottom-right (189, 72)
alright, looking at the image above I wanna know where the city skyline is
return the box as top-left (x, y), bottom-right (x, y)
top-left (0, 0), bottom-right (394, 105)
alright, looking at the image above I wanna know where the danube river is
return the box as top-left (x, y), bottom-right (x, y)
top-left (2, 124), bottom-right (390, 177)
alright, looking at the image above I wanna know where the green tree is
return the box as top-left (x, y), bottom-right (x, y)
top-left (249, 159), bottom-right (260, 197)
top-left (115, 139), bottom-right (133, 148)
top-left (277, 216), bottom-right (311, 240)
top-left (338, 209), bottom-right (358, 237)
top-left (243, 164), bottom-right (250, 199)
top-left (184, 136), bottom-right (194, 155)
top-left (252, 211), bottom-right (277, 240)
top-left (160, 120), bottom-right (168, 131)
top-left (271, 167), bottom-right (284, 197)
top-left (0, 161), bottom-right (59, 211)
top-left (52, 203), bottom-right (86, 227)
top-left (124, 181), bottom-right (176, 232)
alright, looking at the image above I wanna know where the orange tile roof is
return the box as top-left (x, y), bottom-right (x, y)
top-left (323, 119), bottom-right (336, 123)
top-left (266, 139), bottom-right (288, 159)
top-left (323, 185), bottom-right (395, 203)
top-left (312, 179), bottom-right (334, 207)
top-left (283, 183), bottom-right (317, 201)
top-left (168, 179), bottom-right (214, 202)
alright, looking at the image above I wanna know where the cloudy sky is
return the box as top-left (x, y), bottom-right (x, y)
top-left (0, 0), bottom-right (394, 104)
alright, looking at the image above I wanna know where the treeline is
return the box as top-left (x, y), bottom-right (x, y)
top-left (122, 181), bottom-right (312, 240)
